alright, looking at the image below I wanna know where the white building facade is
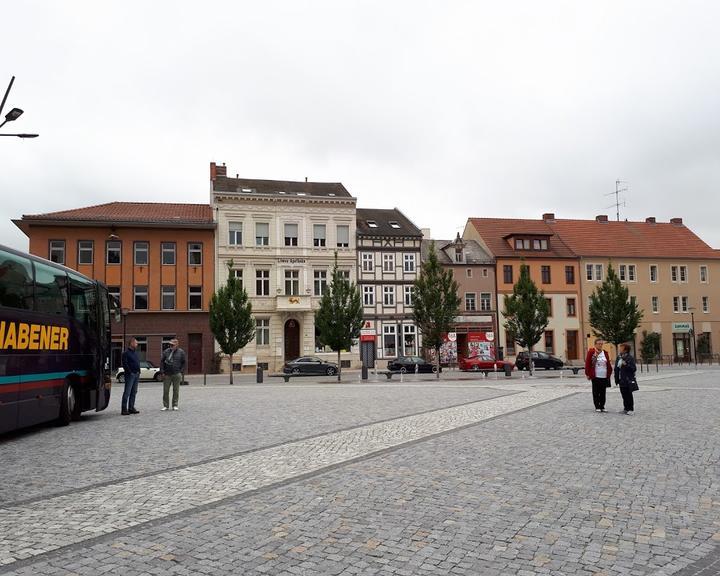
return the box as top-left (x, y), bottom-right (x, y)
top-left (211, 162), bottom-right (359, 372)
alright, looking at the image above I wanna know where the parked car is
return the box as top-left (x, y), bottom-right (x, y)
top-left (283, 356), bottom-right (338, 375)
top-left (515, 351), bottom-right (564, 370)
top-left (116, 360), bottom-right (162, 383)
top-left (459, 354), bottom-right (513, 372)
top-left (387, 356), bottom-right (439, 373)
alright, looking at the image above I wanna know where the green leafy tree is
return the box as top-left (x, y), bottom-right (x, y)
top-left (639, 330), bottom-right (661, 363)
top-left (209, 261), bottom-right (255, 385)
top-left (502, 263), bottom-right (550, 376)
top-left (589, 263), bottom-right (643, 351)
top-left (315, 254), bottom-right (364, 381)
top-left (413, 242), bottom-right (461, 378)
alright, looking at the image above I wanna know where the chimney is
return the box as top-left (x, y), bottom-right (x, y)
top-left (542, 213), bottom-right (555, 222)
top-left (421, 228), bottom-right (431, 239)
top-left (210, 162), bottom-right (227, 180)
top-left (595, 214), bottom-right (609, 223)
top-left (645, 217), bottom-right (656, 224)
top-left (670, 217), bottom-right (683, 226)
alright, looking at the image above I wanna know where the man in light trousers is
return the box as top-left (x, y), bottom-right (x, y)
top-left (161, 338), bottom-right (186, 411)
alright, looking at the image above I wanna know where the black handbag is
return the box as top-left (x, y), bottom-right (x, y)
top-left (631, 378), bottom-right (639, 392)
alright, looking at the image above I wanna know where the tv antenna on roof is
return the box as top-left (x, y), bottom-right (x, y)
top-left (605, 179), bottom-right (628, 221)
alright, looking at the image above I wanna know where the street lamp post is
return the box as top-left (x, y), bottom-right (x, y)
top-left (689, 307), bottom-right (697, 368)
top-left (0, 76), bottom-right (39, 138)
top-left (121, 308), bottom-right (130, 350)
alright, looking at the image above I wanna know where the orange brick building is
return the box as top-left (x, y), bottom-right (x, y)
top-left (14, 202), bottom-right (216, 373)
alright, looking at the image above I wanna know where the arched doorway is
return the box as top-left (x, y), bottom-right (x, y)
top-left (284, 319), bottom-right (300, 360)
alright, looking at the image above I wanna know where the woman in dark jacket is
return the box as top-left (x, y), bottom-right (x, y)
top-left (616, 343), bottom-right (637, 415)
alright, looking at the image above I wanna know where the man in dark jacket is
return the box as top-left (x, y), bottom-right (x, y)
top-left (161, 338), bottom-right (186, 411)
top-left (121, 337), bottom-right (141, 415)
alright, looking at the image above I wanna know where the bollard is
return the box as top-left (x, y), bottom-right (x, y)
top-left (203, 372), bottom-right (206, 386)
top-left (361, 365), bottom-right (368, 380)
top-left (256, 366), bottom-right (263, 384)
top-left (504, 364), bottom-right (512, 378)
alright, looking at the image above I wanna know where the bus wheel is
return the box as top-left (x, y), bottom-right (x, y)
top-left (59, 380), bottom-right (76, 426)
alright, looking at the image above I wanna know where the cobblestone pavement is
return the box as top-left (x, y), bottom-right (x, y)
top-left (1, 370), bottom-right (719, 575)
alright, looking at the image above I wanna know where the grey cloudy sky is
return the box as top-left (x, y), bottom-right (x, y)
top-left (2, 1), bottom-right (719, 251)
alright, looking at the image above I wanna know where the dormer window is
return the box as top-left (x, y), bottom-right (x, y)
top-left (389, 221), bottom-right (401, 229)
top-left (513, 237), bottom-right (548, 250)
top-left (514, 238), bottom-right (530, 250)
top-left (367, 221), bottom-right (378, 228)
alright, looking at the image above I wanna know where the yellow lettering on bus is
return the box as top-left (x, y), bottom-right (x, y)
top-left (4, 322), bottom-right (17, 349)
top-left (50, 326), bottom-right (61, 349)
top-left (39, 325), bottom-right (51, 349)
top-left (0, 321), bottom-right (5, 348)
top-left (29, 324), bottom-right (41, 350)
top-left (17, 323), bottom-right (29, 349)
top-left (59, 327), bottom-right (69, 351)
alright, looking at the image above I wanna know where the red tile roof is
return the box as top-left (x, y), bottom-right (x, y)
top-left (20, 202), bottom-right (214, 225)
top-left (546, 218), bottom-right (719, 259)
top-left (467, 218), bottom-right (576, 258)
top-left (468, 217), bottom-right (720, 260)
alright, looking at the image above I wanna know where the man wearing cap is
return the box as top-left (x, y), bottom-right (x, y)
top-left (160, 338), bottom-right (186, 411)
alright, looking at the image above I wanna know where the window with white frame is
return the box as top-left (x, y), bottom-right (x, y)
top-left (336, 225), bottom-right (349, 248)
top-left (49, 240), bottom-right (65, 264)
top-left (673, 296), bottom-right (680, 313)
top-left (619, 265), bottom-right (626, 281)
top-left (403, 325), bottom-right (417, 356)
top-left (338, 269), bottom-right (350, 280)
top-left (383, 286), bottom-right (395, 306)
top-left (313, 270), bottom-right (327, 296)
top-left (466, 268), bottom-right (472, 278)
top-left (188, 243), bottom-right (202, 265)
top-left (594, 264), bottom-right (603, 281)
top-left (628, 265), bottom-right (636, 282)
top-left (362, 253), bottom-right (374, 272)
top-left (586, 263), bottom-right (603, 281)
top-left (680, 265), bottom-right (688, 283)
top-left (681, 295), bottom-right (688, 312)
top-left (256, 270), bottom-right (270, 296)
top-left (134, 241), bottom-right (149, 265)
top-left (585, 263), bottom-right (593, 281)
top-left (480, 292), bottom-right (491, 311)
top-left (107, 241), bottom-right (121, 264)
top-left (700, 265), bottom-right (708, 283)
top-left (134, 286), bottom-right (148, 310)
top-left (255, 222), bottom-right (269, 246)
top-left (671, 266), bottom-right (678, 282)
top-left (228, 222), bottom-right (242, 246)
top-left (403, 254), bottom-right (416, 273)
top-left (313, 224), bottom-right (326, 247)
top-left (108, 286), bottom-right (120, 307)
top-left (651, 296), bottom-right (659, 313)
top-left (230, 269), bottom-right (243, 290)
top-left (78, 241), bottom-right (93, 265)
top-left (256, 318), bottom-right (270, 345)
top-left (161, 286), bottom-right (175, 310)
top-left (650, 264), bottom-right (658, 283)
top-left (284, 223), bottom-right (298, 246)
top-left (465, 293), bottom-right (476, 311)
top-left (383, 254), bottom-right (394, 272)
top-left (404, 285), bottom-right (414, 307)
top-left (161, 242), bottom-right (175, 265)
top-left (363, 286), bottom-right (375, 306)
top-left (383, 324), bottom-right (397, 357)
top-left (285, 270), bottom-right (299, 295)
top-left (189, 286), bottom-right (202, 310)
top-left (703, 296), bottom-right (709, 312)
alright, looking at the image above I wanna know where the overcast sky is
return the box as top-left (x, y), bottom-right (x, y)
top-left (2, 1), bottom-right (719, 251)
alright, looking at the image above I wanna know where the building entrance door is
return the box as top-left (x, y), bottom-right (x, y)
top-left (187, 333), bottom-right (203, 374)
top-left (284, 319), bottom-right (300, 361)
top-left (673, 333), bottom-right (691, 362)
top-left (566, 330), bottom-right (578, 361)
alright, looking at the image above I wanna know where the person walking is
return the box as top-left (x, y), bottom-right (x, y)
top-left (584, 338), bottom-right (612, 412)
top-left (616, 343), bottom-right (637, 415)
top-left (121, 337), bottom-right (141, 415)
top-left (161, 337), bottom-right (186, 411)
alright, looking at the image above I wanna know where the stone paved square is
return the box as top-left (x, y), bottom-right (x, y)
top-left (1, 369), bottom-right (719, 575)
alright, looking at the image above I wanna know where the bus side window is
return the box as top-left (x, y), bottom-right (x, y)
top-left (0, 249), bottom-right (34, 309)
top-left (69, 272), bottom-right (96, 326)
top-left (34, 261), bottom-right (68, 315)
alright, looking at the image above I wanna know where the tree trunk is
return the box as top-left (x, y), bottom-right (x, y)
top-left (229, 353), bottom-right (234, 385)
top-left (528, 345), bottom-right (534, 377)
top-left (337, 349), bottom-right (341, 382)
top-left (435, 345), bottom-right (440, 379)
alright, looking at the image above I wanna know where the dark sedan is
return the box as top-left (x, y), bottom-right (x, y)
top-left (283, 356), bottom-right (338, 375)
top-left (387, 356), bottom-right (439, 374)
top-left (515, 351), bottom-right (564, 370)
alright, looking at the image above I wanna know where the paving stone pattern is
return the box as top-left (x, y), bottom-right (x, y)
top-left (1, 370), bottom-right (719, 576)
